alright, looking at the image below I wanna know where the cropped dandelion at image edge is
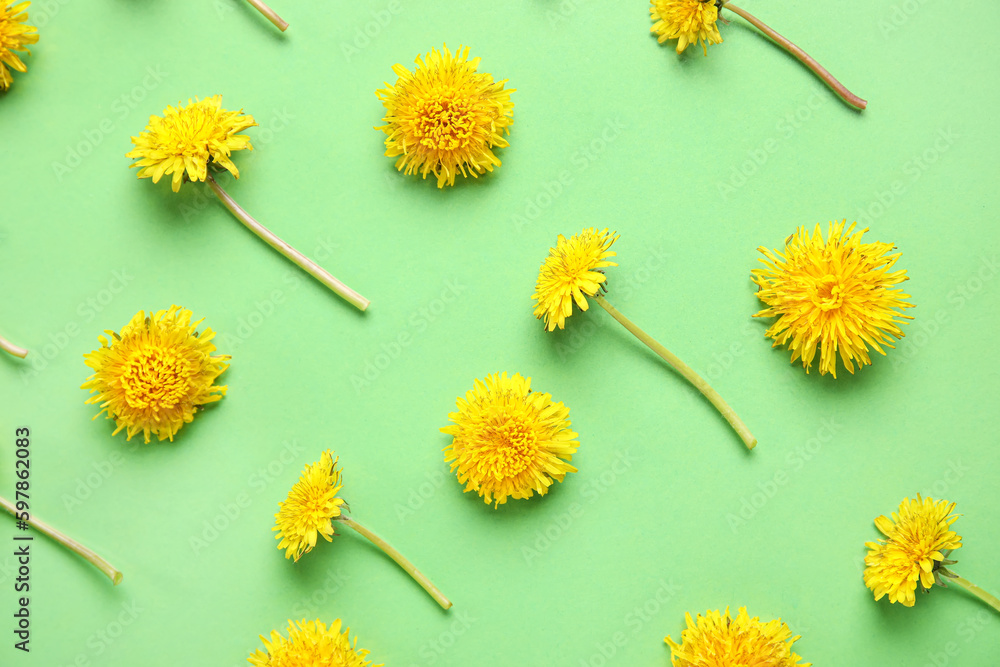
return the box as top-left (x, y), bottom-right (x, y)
top-left (248, 618), bottom-right (380, 667)
top-left (0, 1), bottom-right (38, 91)
top-left (376, 44), bottom-right (514, 188)
top-left (665, 606), bottom-right (810, 666)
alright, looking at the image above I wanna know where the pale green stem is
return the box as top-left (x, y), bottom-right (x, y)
top-left (594, 295), bottom-right (757, 450)
top-left (245, 0), bottom-right (288, 31)
top-left (721, 2), bottom-right (867, 111)
top-left (950, 574), bottom-right (1000, 614)
top-left (337, 516), bottom-right (452, 610)
top-left (0, 496), bottom-right (122, 585)
top-left (0, 333), bottom-right (28, 358)
top-left (207, 175), bottom-right (369, 311)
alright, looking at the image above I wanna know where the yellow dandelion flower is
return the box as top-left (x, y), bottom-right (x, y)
top-left (752, 221), bottom-right (914, 378)
top-left (126, 95), bottom-right (256, 193)
top-left (532, 230), bottom-right (756, 450)
top-left (650, 0), bottom-right (722, 55)
top-left (273, 450), bottom-right (345, 562)
top-left (532, 228), bottom-right (618, 332)
top-left (665, 607), bottom-right (810, 667)
top-left (0, 1), bottom-right (37, 91)
top-left (273, 452), bottom-right (452, 609)
top-left (376, 45), bottom-right (514, 188)
top-left (248, 618), bottom-right (380, 667)
top-left (863, 495), bottom-right (963, 607)
top-left (82, 306), bottom-right (229, 444)
top-left (441, 372), bottom-right (579, 507)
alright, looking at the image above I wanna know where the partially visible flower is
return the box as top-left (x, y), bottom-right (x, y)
top-left (248, 618), bottom-right (379, 667)
top-left (273, 450), bottom-right (345, 562)
top-left (752, 221), bottom-right (913, 377)
top-left (665, 607), bottom-right (810, 667)
top-left (864, 495), bottom-right (962, 607)
top-left (532, 228), bottom-right (618, 331)
top-left (376, 45), bottom-right (514, 188)
top-left (126, 95), bottom-right (256, 192)
top-left (441, 372), bottom-right (578, 507)
top-left (0, 1), bottom-right (37, 91)
top-left (650, 0), bottom-right (722, 55)
top-left (82, 306), bottom-right (229, 443)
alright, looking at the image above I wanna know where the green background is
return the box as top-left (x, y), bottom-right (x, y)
top-left (1, 0), bottom-right (998, 664)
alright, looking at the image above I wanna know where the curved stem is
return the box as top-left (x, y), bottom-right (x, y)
top-left (594, 295), bottom-right (757, 450)
top-left (207, 175), bottom-right (369, 311)
top-left (0, 496), bottom-right (122, 585)
top-left (0, 333), bottom-right (28, 358)
top-left (721, 2), bottom-right (867, 111)
top-left (950, 574), bottom-right (1000, 614)
top-left (244, 0), bottom-right (288, 31)
top-left (337, 516), bottom-right (452, 610)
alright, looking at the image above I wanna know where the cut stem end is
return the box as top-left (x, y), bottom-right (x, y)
top-left (245, 0), bottom-right (288, 31)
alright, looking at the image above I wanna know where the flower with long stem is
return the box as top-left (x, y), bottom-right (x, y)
top-left (127, 96), bottom-right (368, 311)
top-left (273, 450), bottom-right (451, 610)
top-left (442, 372), bottom-right (579, 507)
top-left (532, 228), bottom-right (756, 450)
top-left (650, 0), bottom-right (866, 110)
top-left (0, 329), bottom-right (27, 358)
top-left (665, 606), bottom-right (809, 666)
top-left (752, 221), bottom-right (912, 377)
top-left (243, 0), bottom-right (287, 32)
top-left (249, 618), bottom-right (379, 666)
top-left (0, 1), bottom-right (38, 91)
top-left (864, 495), bottom-right (1000, 613)
top-left (0, 496), bottom-right (122, 585)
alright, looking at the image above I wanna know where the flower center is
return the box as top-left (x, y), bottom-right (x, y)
top-left (414, 92), bottom-right (476, 151)
top-left (813, 274), bottom-right (846, 311)
top-left (120, 345), bottom-right (193, 411)
top-left (482, 418), bottom-right (537, 480)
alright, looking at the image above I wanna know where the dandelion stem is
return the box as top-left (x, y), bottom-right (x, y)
top-left (244, 0), bottom-right (288, 31)
top-left (207, 175), bottom-right (369, 311)
top-left (0, 496), bottom-right (122, 585)
top-left (721, 2), bottom-right (867, 111)
top-left (950, 575), bottom-right (1000, 614)
top-left (0, 333), bottom-right (28, 359)
top-left (337, 516), bottom-right (452, 610)
top-left (594, 295), bottom-right (757, 450)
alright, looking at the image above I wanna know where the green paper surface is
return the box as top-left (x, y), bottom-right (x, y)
top-left (1, 0), bottom-right (998, 664)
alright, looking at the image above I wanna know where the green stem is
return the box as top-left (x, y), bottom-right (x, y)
top-left (594, 295), bottom-right (757, 450)
top-left (337, 516), bottom-right (452, 610)
top-left (0, 496), bottom-right (122, 585)
top-left (0, 333), bottom-right (28, 359)
top-left (950, 574), bottom-right (1000, 614)
top-left (244, 0), bottom-right (288, 31)
top-left (207, 175), bottom-right (369, 311)
top-left (721, 2), bottom-right (867, 111)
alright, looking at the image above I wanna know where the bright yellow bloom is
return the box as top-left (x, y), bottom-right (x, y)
top-left (666, 607), bottom-right (810, 667)
top-left (752, 221), bottom-right (913, 377)
top-left (273, 450), bottom-right (346, 561)
top-left (864, 495), bottom-right (963, 607)
top-left (248, 618), bottom-right (380, 667)
top-left (532, 228), bottom-right (618, 331)
top-left (650, 0), bottom-right (722, 55)
top-left (376, 45), bottom-right (514, 188)
top-left (0, 1), bottom-right (37, 90)
top-left (82, 306), bottom-right (229, 443)
top-left (441, 372), bottom-right (578, 507)
top-left (126, 95), bottom-right (256, 192)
